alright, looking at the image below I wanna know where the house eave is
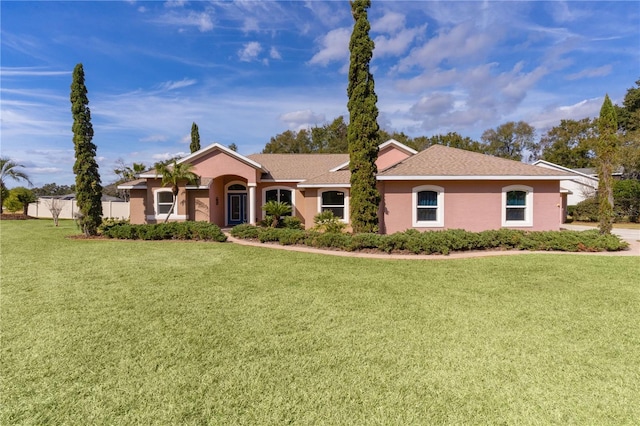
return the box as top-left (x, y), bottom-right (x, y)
top-left (376, 175), bottom-right (571, 181)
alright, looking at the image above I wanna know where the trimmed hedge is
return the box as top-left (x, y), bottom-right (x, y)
top-left (229, 225), bottom-right (629, 254)
top-left (100, 221), bottom-right (227, 242)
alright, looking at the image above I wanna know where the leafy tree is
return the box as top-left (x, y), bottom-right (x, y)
top-left (415, 132), bottom-right (486, 153)
top-left (311, 116), bottom-right (349, 153)
top-left (614, 179), bottom-right (640, 222)
top-left (228, 143), bottom-right (238, 152)
top-left (347, 0), bottom-right (380, 233)
top-left (481, 121), bottom-right (536, 161)
top-left (537, 118), bottom-right (597, 168)
top-left (262, 129), bottom-right (312, 153)
top-left (616, 79), bottom-right (640, 179)
top-left (4, 187), bottom-right (37, 215)
top-left (33, 183), bottom-right (75, 197)
top-left (616, 79), bottom-right (640, 133)
top-left (154, 160), bottom-right (199, 223)
top-left (0, 157), bottom-right (32, 213)
top-left (596, 94), bottom-right (619, 234)
top-left (262, 200), bottom-right (292, 227)
top-left (190, 122), bottom-right (201, 153)
top-left (70, 63), bottom-right (103, 236)
top-left (114, 160), bottom-right (147, 182)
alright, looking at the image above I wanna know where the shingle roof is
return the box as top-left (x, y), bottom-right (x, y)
top-left (247, 153), bottom-right (348, 181)
top-left (298, 170), bottom-right (351, 186)
top-left (378, 144), bottom-right (576, 178)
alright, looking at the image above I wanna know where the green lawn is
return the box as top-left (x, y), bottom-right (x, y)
top-left (2, 220), bottom-right (639, 425)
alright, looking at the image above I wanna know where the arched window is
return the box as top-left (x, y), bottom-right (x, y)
top-left (412, 185), bottom-right (444, 227)
top-left (263, 187), bottom-right (294, 217)
top-left (502, 185), bottom-right (533, 227)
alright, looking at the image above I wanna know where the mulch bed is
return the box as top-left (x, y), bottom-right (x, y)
top-left (0, 213), bottom-right (38, 220)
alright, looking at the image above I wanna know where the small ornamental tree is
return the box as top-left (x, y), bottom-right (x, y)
top-left (190, 122), bottom-right (201, 153)
top-left (4, 187), bottom-right (37, 215)
top-left (71, 63), bottom-right (103, 236)
top-left (44, 197), bottom-right (64, 226)
top-left (154, 161), bottom-right (199, 223)
top-left (347, 0), bottom-right (381, 233)
top-left (596, 94), bottom-right (619, 234)
top-left (0, 157), bottom-right (32, 213)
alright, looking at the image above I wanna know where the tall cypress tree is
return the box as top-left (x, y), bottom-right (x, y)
top-left (347, 0), bottom-right (380, 233)
top-left (596, 94), bottom-right (619, 234)
top-left (190, 122), bottom-right (201, 153)
top-left (71, 63), bottom-right (103, 236)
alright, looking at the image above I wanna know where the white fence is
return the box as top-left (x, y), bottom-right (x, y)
top-left (28, 199), bottom-right (130, 220)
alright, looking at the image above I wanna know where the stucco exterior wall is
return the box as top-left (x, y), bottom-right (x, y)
top-left (129, 190), bottom-right (147, 224)
top-left (376, 146), bottom-right (412, 171)
top-left (382, 180), bottom-right (562, 234)
top-left (302, 188), bottom-right (318, 229)
top-left (190, 151), bottom-right (258, 183)
top-left (188, 189), bottom-right (210, 222)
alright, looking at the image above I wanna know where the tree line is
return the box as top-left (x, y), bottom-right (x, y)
top-left (262, 79), bottom-right (640, 179)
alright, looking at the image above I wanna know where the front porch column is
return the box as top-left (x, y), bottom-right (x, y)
top-left (248, 184), bottom-right (256, 225)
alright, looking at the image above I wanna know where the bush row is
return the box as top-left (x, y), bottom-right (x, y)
top-left (230, 225), bottom-right (628, 254)
top-left (100, 220), bottom-right (227, 242)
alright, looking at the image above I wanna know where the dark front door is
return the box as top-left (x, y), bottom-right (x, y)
top-left (227, 193), bottom-right (247, 225)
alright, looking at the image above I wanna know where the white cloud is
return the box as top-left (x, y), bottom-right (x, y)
top-left (157, 78), bottom-right (197, 91)
top-left (372, 12), bottom-right (406, 34)
top-left (139, 134), bottom-right (168, 143)
top-left (270, 46), bottom-right (282, 60)
top-left (153, 10), bottom-right (214, 32)
top-left (152, 152), bottom-right (189, 161)
top-left (566, 65), bottom-right (613, 80)
top-left (0, 67), bottom-right (71, 77)
top-left (394, 20), bottom-right (496, 73)
top-left (409, 93), bottom-right (455, 117)
top-left (308, 27), bottom-right (350, 66)
top-left (238, 42), bottom-right (262, 62)
top-left (374, 25), bottom-right (426, 59)
top-left (164, 0), bottom-right (187, 8)
top-left (279, 109), bottom-right (325, 130)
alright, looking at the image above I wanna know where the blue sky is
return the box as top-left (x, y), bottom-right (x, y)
top-left (1, 1), bottom-right (638, 188)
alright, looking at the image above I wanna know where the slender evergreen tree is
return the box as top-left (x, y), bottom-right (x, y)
top-left (347, 0), bottom-right (380, 233)
top-left (71, 63), bottom-right (102, 236)
top-left (190, 122), bottom-right (201, 153)
top-left (596, 94), bottom-right (619, 234)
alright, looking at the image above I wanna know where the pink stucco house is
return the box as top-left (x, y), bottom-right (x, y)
top-left (119, 139), bottom-right (576, 233)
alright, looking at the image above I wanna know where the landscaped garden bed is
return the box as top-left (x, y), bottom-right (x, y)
top-left (230, 224), bottom-right (629, 255)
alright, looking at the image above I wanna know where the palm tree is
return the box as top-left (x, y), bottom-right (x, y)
top-left (154, 160), bottom-right (199, 223)
top-left (1, 157), bottom-right (32, 213)
top-left (262, 200), bottom-right (292, 227)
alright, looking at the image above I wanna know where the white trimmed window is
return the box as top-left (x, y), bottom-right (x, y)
top-left (502, 185), bottom-right (533, 227)
top-left (149, 188), bottom-right (186, 221)
top-left (412, 185), bottom-right (444, 227)
top-left (318, 189), bottom-right (349, 222)
top-left (263, 187), bottom-right (294, 217)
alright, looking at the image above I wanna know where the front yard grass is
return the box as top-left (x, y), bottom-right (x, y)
top-left (2, 220), bottom-right (639, 424)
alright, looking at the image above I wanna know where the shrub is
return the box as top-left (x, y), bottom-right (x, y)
top-left (230, 224), bottom-right (260, 239)
top-left (348, 233), bottom-right (383, 251)
top-left (282, 216), bottom-right (304, 230)
top-left (313, 211), bottom-right (346, 233)
top-left (574, 197), bottom-right (599, 222)
top-left (101, 221), bottom-right (226, 242)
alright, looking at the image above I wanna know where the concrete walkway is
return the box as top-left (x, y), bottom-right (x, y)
top-left (225, 227), bottom-right (640, 259)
